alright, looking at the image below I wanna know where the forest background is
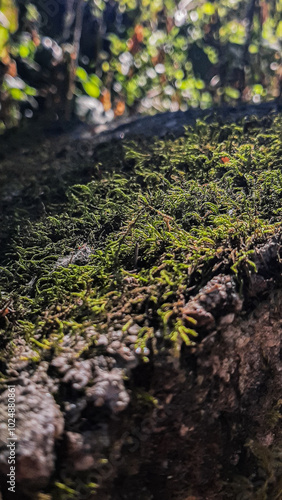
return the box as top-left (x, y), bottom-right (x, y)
top-left (0, 0), bottom-right (282, 132)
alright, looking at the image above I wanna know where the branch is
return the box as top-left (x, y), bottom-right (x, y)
top-left (65, 0), bottom-right (85, 121)
top-left (243, 0), bottom-right (257, 66)
top-left (62, 0), bottom-right (76, 43)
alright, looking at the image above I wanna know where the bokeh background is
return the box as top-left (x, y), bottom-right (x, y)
top-left (0, 0), bottom-right (282, 131)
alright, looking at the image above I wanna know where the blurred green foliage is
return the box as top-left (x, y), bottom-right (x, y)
top-left (0, 0), bottom-right (282, 129)
top-left (106, 0), bottom-right (282, 113)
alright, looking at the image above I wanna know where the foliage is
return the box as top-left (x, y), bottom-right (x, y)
top-left (0, 0), bottom-right (282, 129)
top-left (105, 0), bottom-right (282, 113)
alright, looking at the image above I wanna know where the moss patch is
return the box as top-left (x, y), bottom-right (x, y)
top-left (1, 118), bottom-right (282, 356)
top-left (1, 116), bottom-right (282, 499)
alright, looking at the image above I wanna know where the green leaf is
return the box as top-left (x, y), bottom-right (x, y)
top-left (25, 85), bottom-right (37, 96)
top-left (76, 66), bottom-right (88, 82)
top-left (276, 21), bottom-right (282, 38)
top-left (19, 45), bottom-right (29, 58)
top-left (224, 87), bottom-right (240, 99)
top-left (83, 81), bottom-right (100, 98)
top-left (89, 74), bottom-right (102, 86)
top-left (202, 2), bottom-right (216, 15)
top-left (0, 26), bottom-right (9, 55)
top-left (1, 0), bottom-right (18, 33)
top-left (10, 88), bottom-right (25, 100)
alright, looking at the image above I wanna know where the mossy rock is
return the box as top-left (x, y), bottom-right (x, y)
top-left (0, 115), bottom-right (282, 499)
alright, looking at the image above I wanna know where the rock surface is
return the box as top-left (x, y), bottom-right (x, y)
top-left (0, 265), bottom-right (282, 498)
top-left (0, 381), bottom-right (64, 488)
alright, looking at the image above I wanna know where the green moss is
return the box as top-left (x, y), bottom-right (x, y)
top-left (1, 116), bottom-right (282, 499)
top-left (1, 117), bottom-right (282, 359)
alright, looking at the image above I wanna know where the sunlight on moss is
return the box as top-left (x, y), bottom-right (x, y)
top-left (1, 117), bottom-right (282, 363)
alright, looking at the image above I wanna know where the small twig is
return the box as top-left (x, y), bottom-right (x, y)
top-left (133, 242), bottom-right (139, 268)
top-left (65, 0), bottom-right (85, 120)
top-left (62, 0), bottom-right (76, 42)
top-left (147, 205), bottom-right (173, 221)
top-left (117, 208), bottom-right (145, 250)
top-left (243, 0), bottom-right (257, 66)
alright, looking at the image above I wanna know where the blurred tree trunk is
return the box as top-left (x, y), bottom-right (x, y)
top-left (65, 0), bottom-right (85, 120)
